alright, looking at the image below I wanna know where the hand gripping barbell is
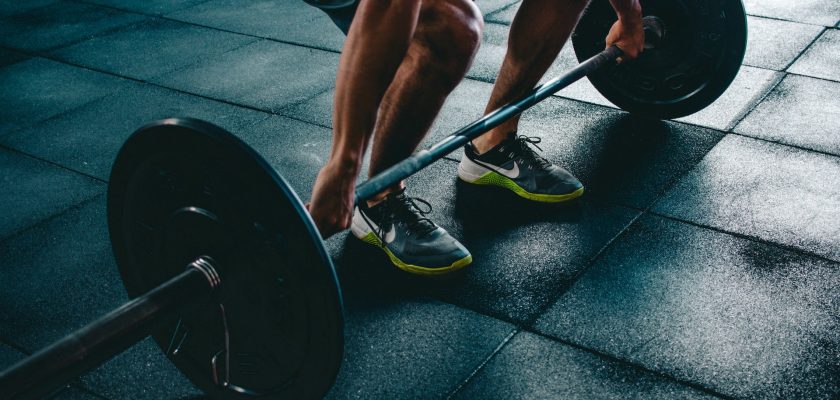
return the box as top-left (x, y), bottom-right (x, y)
top-left (0, 1), bottom-right (747, 398)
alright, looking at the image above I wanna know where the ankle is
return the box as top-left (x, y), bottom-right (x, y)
top-left (366, 183), bottom-right (405, 207)
top-left (472, 130), bottom-right (514, 154)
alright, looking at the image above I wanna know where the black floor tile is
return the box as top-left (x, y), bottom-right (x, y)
top-left (0, 2), bottom-right (145, 52)
top-left (80, 338), bottom-right (201, 399)
top-left (441, 195), bottom-right (639, 322)
top-left (0, 149), bottom-right (104, 240)
top-left (485, 1), bottom-right (517, 25)
top-left (477, 0), bottom-right (519, 18)
top-left (789, 28), bottom-right (840, 82)
top-left (231, 115), bottom-right (345, 202)
top-left (167, 0), bottom-right (346, 52)
top-left (154, 40), bottom-right (339, 113)
top-left (0, 196), bottom-right (121, 348)
top-left (453, 332), bottom-right (714, 400)
top-left (0, 58), bottom-right (128, 134)
top-left (0, 83), bottom-right (270, 180)
top-left (0, 0), bottom-right (57, 17)
top-left (84, 0), bottom-right (210, 16)
top-left (675, 66), bottom-right (782, 131)
top-left (0, 197), bottom-right (201, 399)
top-left (0, 48), bottom-right (29, 67)
top-left (535, 215), bottom-right (840, 399)
top-left (325, 299), bottom-right (514, 399)
top-left (654, 135), bottom-right (840, 262)
top-left (735, 75), bottom-right (840, 156)
top-left (743, 16), bottom-right (824, 71)
top-left (48, 387), bottom-right (102, 399)
top-left (277, 87), bottom-right (334, 128)
top-left (743, 0), bottom-right (840, 27)
top-left (51, 19), bottom-right (257, 80)
top-left (0, 342), bottom-right (24, 369)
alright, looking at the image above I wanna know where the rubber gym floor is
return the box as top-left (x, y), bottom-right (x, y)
top-left (1, 1), bottom-right (839, 399)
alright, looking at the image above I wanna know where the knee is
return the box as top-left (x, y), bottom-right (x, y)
top-left (416, 0), bottom-right (483, 78)
top-left (438, 0), bottom-right (483, 52)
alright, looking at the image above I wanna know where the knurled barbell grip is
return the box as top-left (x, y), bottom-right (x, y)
top-left (0, 258), bottom-right (219, 400)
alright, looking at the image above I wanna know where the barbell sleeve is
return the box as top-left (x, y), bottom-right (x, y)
top-left (0, 258), bottom-right (219, 400)
top-left (354, 45), bottom-right (624, 203)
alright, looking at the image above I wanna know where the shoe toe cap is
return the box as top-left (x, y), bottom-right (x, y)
top-left (402, 228), bottom-right (471, 267)
top-left (543, 167), bottom-right (583, 194)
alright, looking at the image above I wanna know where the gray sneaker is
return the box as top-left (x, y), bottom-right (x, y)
top-left (350, 189), bottom-right (472, 275)
top-left (458, 133), bottom-right (584, 202)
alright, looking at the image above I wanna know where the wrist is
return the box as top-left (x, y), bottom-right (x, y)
top-left (616, 2), bottom-right (642, 22)
top-left (326, 156), bottom-right (362, 177)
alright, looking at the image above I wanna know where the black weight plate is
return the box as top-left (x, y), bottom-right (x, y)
top-left (572, 0), bottom-right (748, 119)
top-left (107, 118), bottom-right (343, 399)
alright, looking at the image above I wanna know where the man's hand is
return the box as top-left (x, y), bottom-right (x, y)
top-left (307, 162), bottom-right (357, 239)
top-left (605, 1), bottom-right (645, 63)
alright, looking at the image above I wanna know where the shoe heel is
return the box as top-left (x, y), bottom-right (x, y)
top-left (350, 209), bottom-right (372, 239)
top-left (457, 158), bottom-right (489, 183)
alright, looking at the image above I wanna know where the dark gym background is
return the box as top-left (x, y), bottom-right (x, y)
top-left (0, 0), bottom-right (839, 398)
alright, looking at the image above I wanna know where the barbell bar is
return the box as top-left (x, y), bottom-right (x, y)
top-left (0, 1), bottom-right (747, 398)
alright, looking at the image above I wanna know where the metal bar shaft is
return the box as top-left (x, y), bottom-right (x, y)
top-left (0, 267), bottom-right (214, 400)
top-left (354, 45), bottom-right (623, 203)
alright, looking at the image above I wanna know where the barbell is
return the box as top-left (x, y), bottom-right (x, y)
top-left (0, 1), bottom-right (747, 398)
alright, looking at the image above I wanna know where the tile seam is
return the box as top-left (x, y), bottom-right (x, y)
top-left (521, 328), bottom-right (735, 400)
top-left (0, 191), bottom-right (106, 247)
top-left (0, 143), bottom-right (109, 183)
top-left (782, 27), bottom-right (829, 72)
top-left (444, 328), bottom-right (519, 400)
top-left (727, 131), bottom-right (840, 159)
top-left (71, 0), bottom-right (345, 54)
top-left (722, 69), bottom-right (786, 131)
top-left (647, 211), bottom-right (840, 266)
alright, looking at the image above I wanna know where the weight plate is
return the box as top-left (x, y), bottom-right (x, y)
top-left (572, 0), bottom-right (748, 119)
top-left (107, 118), bottom-right (343, 399)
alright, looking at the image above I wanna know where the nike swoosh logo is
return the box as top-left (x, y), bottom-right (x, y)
top-left (383, 226), bottom-right (396, 243)
top-left (360, 211), bottom-right (396, 244)
top-left (493, 161), bottom-right (520, 179)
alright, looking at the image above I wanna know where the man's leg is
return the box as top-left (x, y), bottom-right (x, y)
top-left (309, 1), bottom-right (420, 238)
top-left (473, 0), bottom-right (589, 152)
top-left (350, 0), bottom-right (483, 275)
top-left (457, 0), bottom-right (589, 203)
top-left (366, 0), bottom-right (483, 201)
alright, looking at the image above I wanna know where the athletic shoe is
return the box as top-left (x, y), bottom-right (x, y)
top-left (458, 133), bottom-right (584, 202)
top-left (350, 189), bottom-right (472, 275)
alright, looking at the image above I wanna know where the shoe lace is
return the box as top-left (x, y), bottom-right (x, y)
top-left (385, 192), bottom-right (437, 237)
top-left (510, 135), bottom-right (551, 170)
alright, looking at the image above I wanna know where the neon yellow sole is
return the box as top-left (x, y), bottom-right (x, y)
top-left (358, 232), bottom-right (472, 276)
top-left (461, 171), bottom-right (584, 203)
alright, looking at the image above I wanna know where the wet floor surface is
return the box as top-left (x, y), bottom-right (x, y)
top-left (0, 1), bottom-right (838, 399)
